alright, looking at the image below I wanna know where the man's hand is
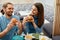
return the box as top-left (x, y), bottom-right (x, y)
top-left (16, 21), bottom-right (22, 29)
top-left (22, 17), bottom-right (28, 25)
top-left (10, 18), bottom-right (17, 25)
top-left (7, 18), bottom-right (17, 30)
top-left (16, 21), bottom-right (22, 35)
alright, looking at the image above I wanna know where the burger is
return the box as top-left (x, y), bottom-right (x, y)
top-left (11, 18), bottom-right (17, 23)
top-left (27, 16), bottom-right (33, 21)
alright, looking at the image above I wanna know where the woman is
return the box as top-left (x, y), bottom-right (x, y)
top-left (22, 3), bottom-right (44, 34)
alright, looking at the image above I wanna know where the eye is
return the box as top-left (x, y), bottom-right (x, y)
top-left (8, 8), bottom-right (14, 10)
top-left (8, 8), bottom-right (11, 10)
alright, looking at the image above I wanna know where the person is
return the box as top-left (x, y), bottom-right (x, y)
top-left (0, 2), bottom-right (22, 40)
top-left (22, 3), bottom-right (44, 34)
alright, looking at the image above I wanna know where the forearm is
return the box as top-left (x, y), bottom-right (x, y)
top-left (35, 27), bottom-right (42, 33)
top-left (17, 29), bottom-right (22, 35)
top-left (17, 22), bottom-right (22, 35)
top-left (32, 22), bottom-right (42, 33)
top-left (0, 23), bottom-right (14, 38)
top-left (0, 26), bottom-right (11, 38)
top-left (32, 22), bottom-right (37, 29)
top-left (18, 24), bottom-right (22, 35)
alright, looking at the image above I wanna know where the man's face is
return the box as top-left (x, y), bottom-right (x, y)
top-left (5, 4), bottom-right (14, 16)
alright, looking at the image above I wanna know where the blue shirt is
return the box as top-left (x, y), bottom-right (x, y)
top-left (0, 15), bottom-right (20, 40)
top-left (24, 16), bottom-right (43, 34)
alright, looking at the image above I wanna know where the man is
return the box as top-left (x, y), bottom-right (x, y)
top-left (0, 2), bottom-right (22, 40)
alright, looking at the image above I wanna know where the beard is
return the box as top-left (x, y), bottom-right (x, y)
top-left (6, 12), bottom-right (13, 16)
top-left (7, 13), bottom-right (12, 16)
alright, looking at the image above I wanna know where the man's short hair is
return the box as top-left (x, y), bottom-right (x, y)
top-left (2, 2), bottom-right (13, 8)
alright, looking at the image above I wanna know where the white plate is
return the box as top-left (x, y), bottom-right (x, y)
top-left (39, 36), bottom-right (52, 40)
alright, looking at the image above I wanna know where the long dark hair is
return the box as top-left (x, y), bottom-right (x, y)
top-left (34, 3), bottom-right (44, 28)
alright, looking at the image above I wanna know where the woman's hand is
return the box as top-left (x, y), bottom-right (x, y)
top-left (29, 18), bottom-right (34, 23)
top-left (27, 16), bottom-right (34, 23)
top-left (16, 21), bottom-right (22, 29)
top-left (22, 17), bottom-right (28, 25)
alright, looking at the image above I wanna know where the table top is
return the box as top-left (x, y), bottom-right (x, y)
top-left (21, 33), bottom-right (52, 40)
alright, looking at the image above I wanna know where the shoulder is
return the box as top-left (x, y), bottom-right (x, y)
top-left (0, 15), bottom-right (4, 20)
top-left (0, 15), bottom-right (5, 23)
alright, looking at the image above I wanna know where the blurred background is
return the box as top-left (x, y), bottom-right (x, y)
top-left (0, 0), bottom-right (54, 23)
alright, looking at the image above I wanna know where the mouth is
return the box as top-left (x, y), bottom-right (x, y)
top-left (8, 12), bottom-right (13, 16)
top-left (10, 11), bottom-right (13, 13)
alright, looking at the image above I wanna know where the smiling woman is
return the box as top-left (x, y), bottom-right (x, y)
top-left (22, 2), bottom-right (44, 34)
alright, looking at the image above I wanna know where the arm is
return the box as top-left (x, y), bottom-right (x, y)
top-left (0, 22), bottom-right (14, 38)
top-left (16, 21), bottom-right (22, 35)
top-left (22, 17), bottom-right (30, 34)
top-left (30, 17), bottom-right (42, 33)
top-left (32, 22), bottom-right (42, 33)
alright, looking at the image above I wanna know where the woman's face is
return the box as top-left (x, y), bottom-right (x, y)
top-left (31, 5), bottom-right (38, 16)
